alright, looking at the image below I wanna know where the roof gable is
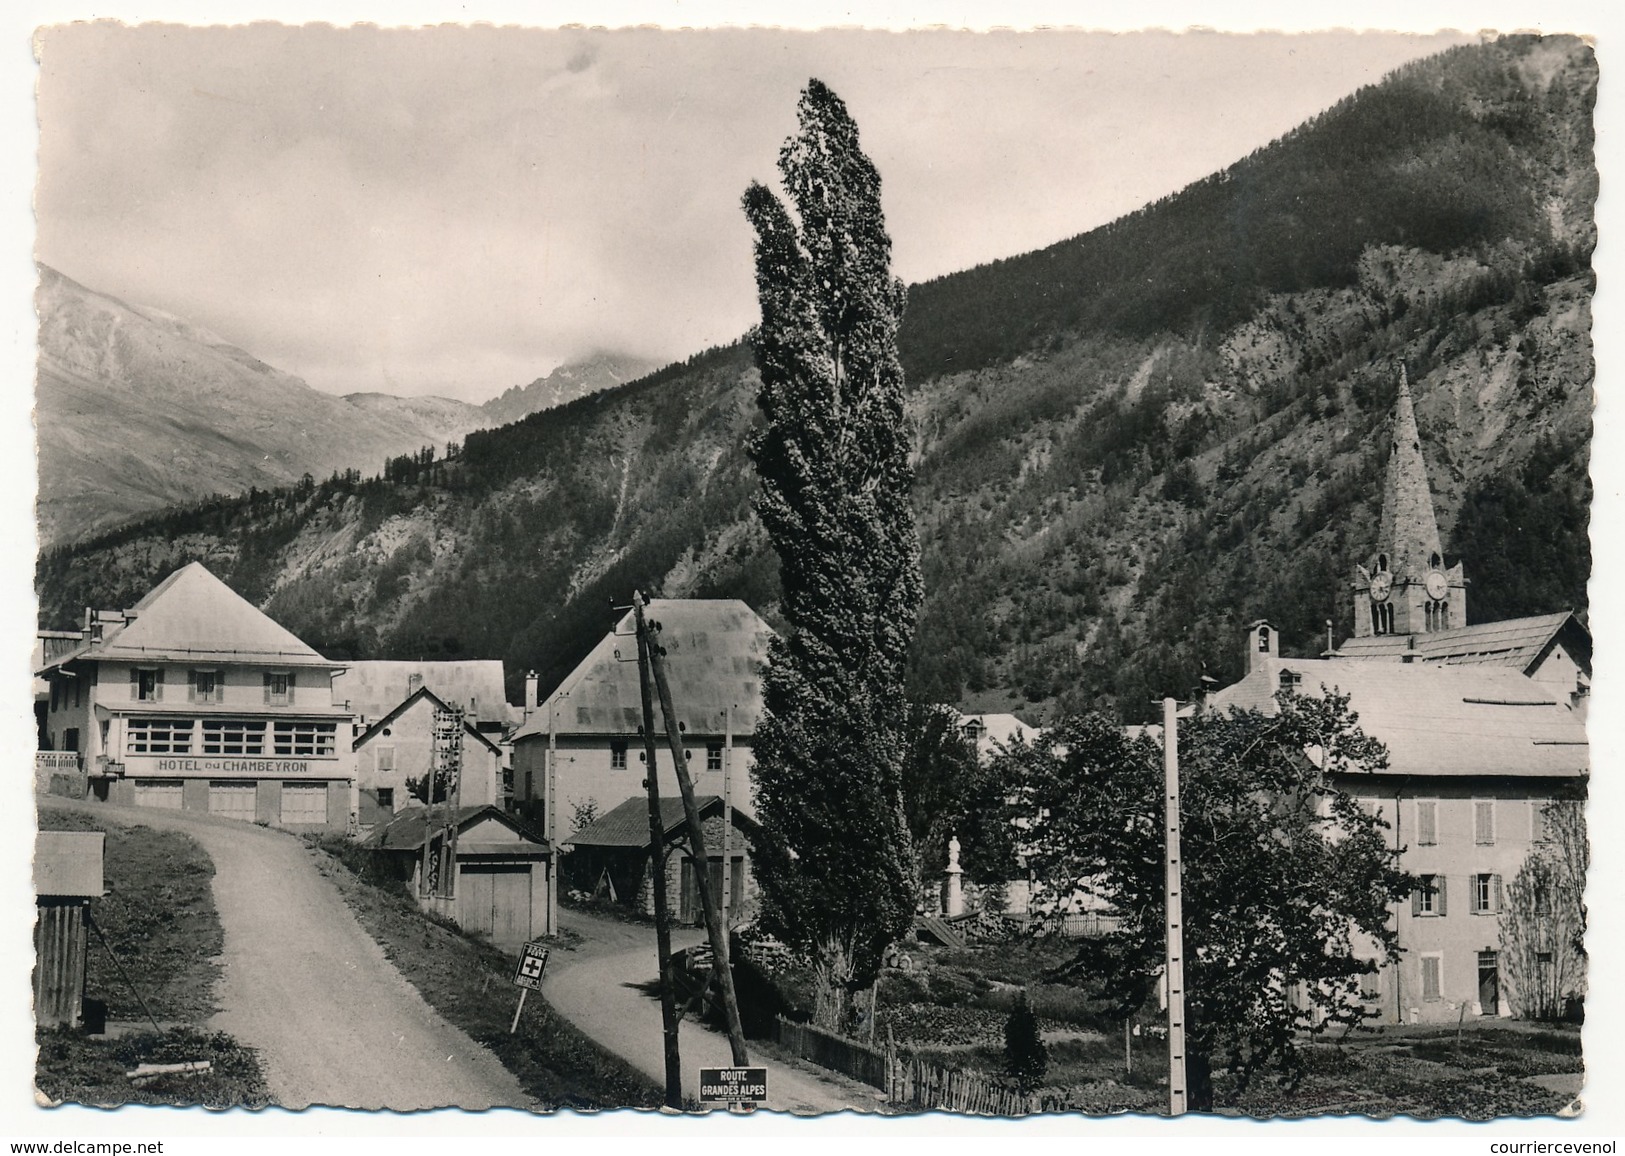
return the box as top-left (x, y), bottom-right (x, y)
top-left (48, 562), bottom-right (332, 669)
top-left (564, 794), bottom-right (757, 849)
top-left (352, 686), bottom-right (503, 755)
top-left (513, 600), bottom-right (774, 741)
top-left (1332, 611), bottom-right (1588, 677)
top-left (366, 805), bottom-right (548, 852)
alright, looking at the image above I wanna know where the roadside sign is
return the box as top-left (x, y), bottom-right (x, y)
top-left (698, 1066), bottom-right (768, 1104)
top-left (513, 942), bottom-right (550, 991)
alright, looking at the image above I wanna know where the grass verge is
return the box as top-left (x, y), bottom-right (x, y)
top-left (34, 806), bottom-right (269, 1107)
top-left (304, 836), bottom-right (662, 1111)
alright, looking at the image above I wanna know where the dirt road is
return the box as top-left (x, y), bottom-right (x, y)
top-left (42, 798), bottom-right (533, 1111)
top-left (547, 909), bottom-right (884, 1114)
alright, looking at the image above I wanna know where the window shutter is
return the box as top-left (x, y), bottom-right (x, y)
top-left (1492, 874), bottom-right (1503, 914)
top-left (1411, 888), bottom-right (1422, 917)
top-left (130, 668), bottom-right (139, 696)
top-left (214, 671), bottom-right (225, 703)
top-left (264, 673), bottom-right (272, 704)
top-left (1475, 800), bottom-right (1495, 844)
top-left (1436, 874), bottom-right (1448, 917)
top-left (1417, 800), bottom-right (1437, 845)
top-left (188, 670), bottom-right (198, 702)
top-left (154, 668), bottom-right (164, 702)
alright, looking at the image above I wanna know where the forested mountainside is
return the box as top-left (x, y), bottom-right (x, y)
top-left (37, 35), bottom-right (1595, 724)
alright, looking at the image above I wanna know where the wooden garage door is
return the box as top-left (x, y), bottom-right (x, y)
top-left (208, 782), bottom-right (256, 822)
top-left (279, 782), bottom-right (328, 826)
top-left (132, 779), bottom-right (183, 810)
top-left (457, 863), bottom-right (532, 951)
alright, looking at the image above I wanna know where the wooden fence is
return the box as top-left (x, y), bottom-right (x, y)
top-left (773, 1016), bottom-right (890, 1090)
top-left (774, 1015), bottom-right (1072, 1114)
top-left (888, 1053), bottom-right (1068, 1115)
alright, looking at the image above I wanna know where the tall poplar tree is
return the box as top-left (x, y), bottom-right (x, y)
top-left (741, 79), bottom-right (923, 1031)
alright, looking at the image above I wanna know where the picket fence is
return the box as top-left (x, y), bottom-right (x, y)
top-left (889, 1054), bottom-right (1067, 1116)
top-left (773, 1016), bottom-right (889, 1090)
top-left (772, 1016), bottom-right (1067, 1115)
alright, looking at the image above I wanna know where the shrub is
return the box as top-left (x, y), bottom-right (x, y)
top-left (1004, 990), bottom-right (1049, 1094)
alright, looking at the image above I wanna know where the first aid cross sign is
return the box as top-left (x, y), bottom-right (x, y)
top-left (513, 942), bottom-right (549, 991)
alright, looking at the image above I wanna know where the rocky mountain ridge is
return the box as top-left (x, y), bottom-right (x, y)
top-left (36, 35), bottom-right (1595, 723)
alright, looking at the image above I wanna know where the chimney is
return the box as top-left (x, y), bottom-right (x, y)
top-left (408, 672), bottom-right (424, 695)
top-left (524, 670), bottom-right (539, 716)
top-left (1246, 620), bottom-right (1278, 675)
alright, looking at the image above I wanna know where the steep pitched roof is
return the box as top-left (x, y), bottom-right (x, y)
top-left (955, 711), bottom-right (1041, 758)
top-left (1332, 611), bottom-right (1589, 676)
top-left (512, 599), bottom-right (774, 742)
top-left (333, 660), bottom-right (515, 726)
top-left (352, 686), bottom-right (503, 755)
top-left (1378, 366), bottom-right (1446, 581)
top-left (563, 794), bottom-right (757, 850)
top-left (40, 562), bottom-right (335, 670)
top-left (1206, 657), bottom-right (1588, 779)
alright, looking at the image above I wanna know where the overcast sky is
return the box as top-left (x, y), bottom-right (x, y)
top-left (35, 25), bottom-right (1476, 403)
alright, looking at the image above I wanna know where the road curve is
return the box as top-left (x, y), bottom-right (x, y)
top-left (547, 909), bottom-right (884, 1115)
top-left (42, 797), bottom-right (534, 1112)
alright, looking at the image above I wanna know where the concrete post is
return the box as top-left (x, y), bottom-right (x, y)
top-left (943, 833), bottom-right (964, 917)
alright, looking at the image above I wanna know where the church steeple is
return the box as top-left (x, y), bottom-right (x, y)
top-left (1378, 366), bottom-right (1445, 581)
top-left (1351, 366), bottom-right (1467, 640)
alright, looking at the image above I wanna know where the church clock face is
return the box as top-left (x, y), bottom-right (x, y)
top-left (1369, 571), bottom-right (1392, 603)
top-left (1425, 570), bottom-right (1448, 600)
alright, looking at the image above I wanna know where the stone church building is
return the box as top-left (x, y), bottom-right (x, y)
top-left (1208, 367), bottom-right (1589, 1024)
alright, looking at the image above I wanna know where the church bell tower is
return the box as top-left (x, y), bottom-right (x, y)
top-left (1351, 366), bottom-right (1467, 639)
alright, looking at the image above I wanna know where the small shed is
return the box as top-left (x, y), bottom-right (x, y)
top-left (367, 805), bottom-right (554, 950)
top-left (564, 795), bottom-right (758, 925)
top-left (34, 830), bottom-right (105, 1028)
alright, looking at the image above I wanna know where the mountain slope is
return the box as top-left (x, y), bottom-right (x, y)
top-left (34, 265), bottom-right (496, 543)
top-left (479, 354), bottom-right (665, 426)
top-left (36, 35), bottom-right (1595, 724)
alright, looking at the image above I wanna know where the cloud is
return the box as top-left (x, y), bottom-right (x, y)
top-left (33, 26), bottom-right (1474, 404)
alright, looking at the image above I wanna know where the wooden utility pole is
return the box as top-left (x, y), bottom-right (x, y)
top-left (638, 594), bottom-right (750, 1067)
top-left (721, 704), bottom-right (733, 950)
top-left (633, 601), bottom-right (684, 1109)
top-left (545, 702), bottom-right (560, 934)
top-left (1163, 696), bottom-right (1188, 1117)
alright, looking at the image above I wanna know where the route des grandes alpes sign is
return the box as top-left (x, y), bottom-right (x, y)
top-left (512, 942), bottom-right (549, 991)
top-left (699, 1067), bottom-right (769, 1104)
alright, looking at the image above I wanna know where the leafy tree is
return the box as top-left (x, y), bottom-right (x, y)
top-left (1501, 798), bottom-right (1588, 1020)
top-left (741, 78), bottom-right (924, 1031)
top-left (1003, 989), bottom-right (1049, 1095)
top-left (900, 702), bottom-right (1019, 890)
top-left (999, 692), bottom-right (1414, 1109)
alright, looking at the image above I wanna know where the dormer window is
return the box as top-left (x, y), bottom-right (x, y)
top-left (1279, 669), bottom-right (1302, 690)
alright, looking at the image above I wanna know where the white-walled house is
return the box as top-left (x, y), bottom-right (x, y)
top-left (353, 685), bottom-right (503, 825)
top-left (510, 599), bottom-right (772, 848)
top-left (37, 562), bottom-right (357, 831)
